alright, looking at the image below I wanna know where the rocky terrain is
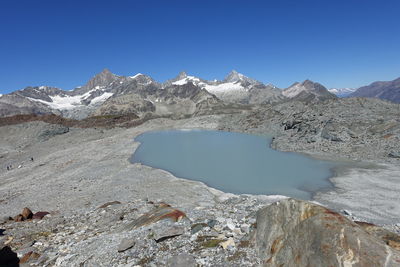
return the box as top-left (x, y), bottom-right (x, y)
top-left (1, 69), bottom-right (400, 266)
top-left (0, 102), bottom-right (399, 265)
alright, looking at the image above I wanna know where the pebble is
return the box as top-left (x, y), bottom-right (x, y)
top-left (220, 238), bottom-right (235, 250)
top-left (118, 238), bottom-right (136, 252)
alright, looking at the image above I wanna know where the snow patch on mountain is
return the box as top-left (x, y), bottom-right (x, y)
top-left (28, 88), bottom-right (113, 110)
top-left (328, 88), bottom-right (355, 97)
top-left (130, 73), bottom-right (143, 79)
top-left (91, 92), bottom-right (113, 104)
top-left (204, 82), bottom-right (245, 93)
top-left (28, 95), bottom-right (82, 110)
top-left (172, 76), bottom-right (202, 85)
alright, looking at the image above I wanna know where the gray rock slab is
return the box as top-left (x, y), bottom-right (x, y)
top-left (117, 238), bottom-right (135, 252)
top-left (166, 253), bottom-right (196, 267)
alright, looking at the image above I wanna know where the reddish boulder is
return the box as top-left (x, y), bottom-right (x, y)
top-left (21, 208), bottom-right (33, 220)
top-left (122, 205), bottom-right (187, 231)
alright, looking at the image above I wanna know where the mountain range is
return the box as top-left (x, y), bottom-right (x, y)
top-left (1, 70), bottom-right (399, 120)
top-left (0, 69), bottom-right (336, 119)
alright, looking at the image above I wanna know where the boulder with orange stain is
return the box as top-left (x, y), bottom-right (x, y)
top-left (121, 205), bottom-right (186, 231)
top-left (255, 199), bottom-right (400, 267)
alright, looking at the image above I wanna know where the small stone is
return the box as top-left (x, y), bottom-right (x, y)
top-left (117, 238), bottom-right (136, 252)
top-left (233, 228), bottom-right (242, 235)
top-left (240, 223), bottom-right (250, 233)
top-left (21, 207), bottom-right (33, 220)
top-left (191, 223), bottom-right (207, 235)
top-left (207, 219), bottom-right (218, 228)
top-left (166, 253), bottom-right (196, 267)
top-left (4, 236), bottom-right (13, 245)
top-left (225, 219), bottom-right (235, 231)
top-left (98, 201), bottom-right (122, 209)
top-left (154, 225), bottom-right (185, 242)
top-left (220, 238), bottom-right (235, 250)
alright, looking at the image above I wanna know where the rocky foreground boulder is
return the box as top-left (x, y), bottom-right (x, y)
top-left (255, 199), bottom-right (400, 266)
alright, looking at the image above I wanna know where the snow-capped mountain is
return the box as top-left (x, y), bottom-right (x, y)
top-left (0, 69), bottom-right (159, 118)
top-left (283, 80), bottom-right (336, 101)
top-left (163, 70), bottom-right (284, 104)
top-left (328, 88), bottom-right (355, 97)
top-left (0, 69), bottom-right (229, 119)
top-left (0, 69), bottom-right (340, 119)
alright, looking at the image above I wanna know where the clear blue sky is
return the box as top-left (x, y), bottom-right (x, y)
top-left (1, 0), bottom-right (400, 94)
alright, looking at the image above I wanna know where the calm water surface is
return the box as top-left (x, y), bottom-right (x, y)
top-left (131, 130), bottom-right (336, 200)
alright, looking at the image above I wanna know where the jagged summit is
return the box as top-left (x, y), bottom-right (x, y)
top-left (176, 71), bottom-right (188, 80)
top-left (224, 70), bottom-right (243, 82)
top-left (224, 70), bottom-right (261, 86)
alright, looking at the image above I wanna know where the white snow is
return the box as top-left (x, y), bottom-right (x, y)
top-left (204, 82), bottom-right (245, 93)
top-left (130, 73), bottom-right (143, 79)
top-left (90, 92), bottom-right (113, 104)
top-left (172, 76), bottom-right (201, 85)
top-left (0, 94), bottom-right (2, 97)
top-left (39, 86), bottom-right (46, 90)
top-left (328, 88), bottom-right (355, 96)
top-left (28, 94), bottom-right (82, 110)
top-left (28, 89), bottom-right (113, 110)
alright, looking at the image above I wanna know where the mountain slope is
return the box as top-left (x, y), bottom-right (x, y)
top-left (350, 77), bottom-right (400, 103)
top-left (283, 80), bottom-right (336, 101)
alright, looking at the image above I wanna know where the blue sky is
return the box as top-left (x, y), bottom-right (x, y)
top-left (1, 0), bottom-right (399, 94)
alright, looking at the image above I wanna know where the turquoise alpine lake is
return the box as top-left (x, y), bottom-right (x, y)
top-left (131, 130), bottom-right (337, 200)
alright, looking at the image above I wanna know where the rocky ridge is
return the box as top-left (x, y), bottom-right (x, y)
top-left (350, 76), bottom-right (400, 103)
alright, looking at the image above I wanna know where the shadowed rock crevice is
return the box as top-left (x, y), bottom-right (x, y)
top-left (0, 246), bottom-right (19, 267)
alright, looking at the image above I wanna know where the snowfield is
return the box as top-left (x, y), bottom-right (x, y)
top-left (28, 89), bottom-right (113, 110)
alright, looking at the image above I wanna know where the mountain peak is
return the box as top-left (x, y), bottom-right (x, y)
top-left (78, 68), bottom-right (118, 93)
top-left (283, 79), bottom-right (335, 99)
top-left (224, 70), bottom-right (261, 86)
top-left (100, 68), bottom-right (112, 74)
top-left (176, 71), bottom-right (188, 80)
top-left (224, 70), bottom-right (244, 83)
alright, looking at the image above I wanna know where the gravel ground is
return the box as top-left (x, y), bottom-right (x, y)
top-left (0, 105), bottom-right (399, 265)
